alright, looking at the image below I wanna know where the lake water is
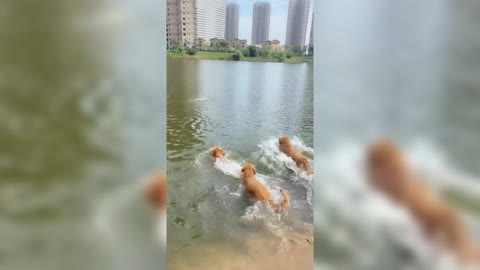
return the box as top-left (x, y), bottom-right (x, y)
top-left (0, 1), bottom-right (165, 269)
top-left (167, 59), bottom-right (314, 269)
top-left (314, 0), bottom-right (480, 269)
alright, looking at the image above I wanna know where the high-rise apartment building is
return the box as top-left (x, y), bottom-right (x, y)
top-left (225, 3), bottom-right (239, 42)
top-left (197, 0), bottom-right (226, 41)
top-left (166, 0), bottom-right (197, 48)
top-left (285, 0), bottom-right (310, 47)
top-left (251, 2), bottom-right (271, 45)
top-left (309, 12), bottom-right (313, 48)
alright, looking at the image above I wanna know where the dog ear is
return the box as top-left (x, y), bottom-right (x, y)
top-left (253, 168), bottom-right (256, 175)
top-left (210, 148), bottom-right (215, 156)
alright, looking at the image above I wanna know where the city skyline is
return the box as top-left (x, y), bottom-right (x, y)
top-left (235, 0), bottom-right (313, 45)
top-left (167, 0), bottom-right (313, 47)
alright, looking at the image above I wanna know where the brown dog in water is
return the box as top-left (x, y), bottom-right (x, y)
top-left (279, 137), bottom-right (313, 175)
top-left (367, 140), bottom-right (480, 264)
top-left (145, 172), bottom-right (167, 211)
top-left (211, 146), bottom-right (225, 160)
top-left (241, 163), bottom-right (290, 212)
top-left (144, 171), bottom-right (167, 246)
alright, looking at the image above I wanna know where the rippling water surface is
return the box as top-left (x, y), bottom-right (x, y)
top-left (167, 59), bottom-right (314, 269)
top-left (0, 1), bottom-right (165, 269)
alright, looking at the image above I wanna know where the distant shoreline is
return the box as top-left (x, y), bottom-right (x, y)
top-left (167, 51), bottom-right (313, 64)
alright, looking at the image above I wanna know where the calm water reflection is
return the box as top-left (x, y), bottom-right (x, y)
top-left (168, 59), bottom-right (313, 158)
top-left (0, 1), bottom-right (165, 269)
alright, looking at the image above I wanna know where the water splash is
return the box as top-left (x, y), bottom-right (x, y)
top-left (155, 211), bottom-right (167, 248)
top-left (214, 158), bottom-right (243, 179)
top-left (315, 140), bottom-right (480, 270)
top-left (203, 138), bottom-right (314, 252)
top-left (256, 136), bottom-right (314, 180)
top-left (254, 136), bottom-right (314, 205)
top-left (189, 97), bottom-right (208, 103)
top-left (92, 173), bottom-right (166, 249)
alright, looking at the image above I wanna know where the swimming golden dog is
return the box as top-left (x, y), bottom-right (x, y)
top-left (144, 171), bottom-right (167, 246)
top-left (145, 172), bottom-right (166, 210)
top-left (211, 146), bottom-right (225, 160)
top-left (367, 140), bottom-right (480, 264)
top-left (241, 163), bottom-right (289, 212)
top-left (279, 136), bottom-right (313, 175)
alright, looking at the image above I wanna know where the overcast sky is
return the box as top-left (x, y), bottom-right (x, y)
top-left (231, 0), bottom-right (313, 45)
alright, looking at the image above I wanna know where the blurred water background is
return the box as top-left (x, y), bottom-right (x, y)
top-left (314, 0), bottom-right (480, 269)
top-left (0, 0), bottom-right (165, 269)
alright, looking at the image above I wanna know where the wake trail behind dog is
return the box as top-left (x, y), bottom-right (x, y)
top-left (213, 156), bottom-right (285, 201)
top-left (214, 158), bottom-right (242, 179)
top-left (315, 140), bottom-right (480, 270)
top-left (257, 136), bottom-right (314, 182)
top-left (211, 149), bottom-right (312, 252)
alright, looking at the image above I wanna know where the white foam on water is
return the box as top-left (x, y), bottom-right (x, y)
top-left (189, 97), bottom-right (208, 102)
top-left (92, 174), bottom-right (166, 248)
top-left (155, 211), bottom-right (167, 249)
top-left (213, 155), bottom-right (286, 203)
top-left (241, 200), bottom-right (296, 252)
top-left (209, 148), bottom-right (285, 194)
top-left (255, 136), bottom-right (314, 206)
top-left (206, 140), bottom-right (313, 251)
top-left (214, 157), bottom-right (243, 179)
top-left (256, 136), bottom-right (314, 181)
top-left (93, 183), bottom-right (137, 239)
top-left (407, 140), bottom-right (480, 202)
top-left (315, 140), bottom-right (480, 270)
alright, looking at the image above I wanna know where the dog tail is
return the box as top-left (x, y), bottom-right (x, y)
top-left (269, 188), bottom-right (290, 213)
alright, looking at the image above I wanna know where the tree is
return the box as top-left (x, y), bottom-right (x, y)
top-left (259, 45), bottom-right (273, 57)
top-left (177, 42), bottom-right (185, 55)
top-left (232, 50), bottom-right (244, 61)
top-left (247, 45), bottom-right (257, 57)
top-left (278, 51), bottom-right (286, 62)
top-left (220, 40), bottom-right (228, 49)
top-left (291, 45), bottom-right (303, 56)
top-left (285, 49), bottom-right (294, 59)
top-left (187, 47), bottom-right (198, 55)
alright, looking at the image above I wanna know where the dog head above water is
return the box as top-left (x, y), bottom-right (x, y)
top-left (366, 139), bottom-right (411, 199)
top-left (278, 136), bottom-right (292, 152)
top-left (210, 146), bottom-right (225, 159)
top-left (241, 163), bottom-right (256, 177)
